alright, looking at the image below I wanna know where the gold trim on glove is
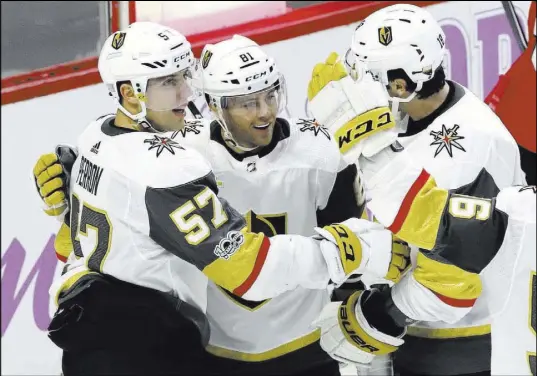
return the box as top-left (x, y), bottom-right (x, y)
top-left (322, 224), bottom-right (363, 275)
top-left (338, 291), bottom-right (399, 355)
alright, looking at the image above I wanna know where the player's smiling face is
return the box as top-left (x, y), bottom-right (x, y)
top-left (223, 88), bottom-right (279, 149)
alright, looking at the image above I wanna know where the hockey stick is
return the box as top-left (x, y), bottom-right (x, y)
top-left (502, 1), bottom-right (528, 52)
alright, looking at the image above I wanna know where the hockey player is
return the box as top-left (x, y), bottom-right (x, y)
top-left (306, 4), bottom-right (527, 375)
top-left (177, 35), bottom-right (412, 375)
top-left (314, 160), bottom-right (537, 376)
top-left (32, 24), bottom-right (410, 376)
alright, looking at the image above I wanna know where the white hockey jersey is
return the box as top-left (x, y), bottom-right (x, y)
top-left (345, 80), bottom-right (526, 374)
top-left (360, 81), bottom-right (526, 332)
top-left (482, 185), bottom-right (536, 376)
top-left (372, 177), bottom-right (536, 375)
top-left (49, 115), bottom-right (359, 346)
top-left (313, 71), bottom-right (528, 372)
top-left (173, 116), bottom-right (363, 360)
top-left (392, 182), bottom-right (537, 375)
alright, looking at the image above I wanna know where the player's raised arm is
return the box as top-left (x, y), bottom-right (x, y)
top-left (142, 150), bottom-right (407, 301)
top-left (34, 142), bottom-right (409, 302)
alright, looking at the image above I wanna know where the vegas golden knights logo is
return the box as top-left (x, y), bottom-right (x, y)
top-left (111, 32), bottom-right (126, 50)
top-left (202, 50), bottom-right (213, 68)
top-left (378, 26), bottom-right (392, 46)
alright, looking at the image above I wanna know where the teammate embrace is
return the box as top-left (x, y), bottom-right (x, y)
top-left (32, 4), bottom-right (535, 376)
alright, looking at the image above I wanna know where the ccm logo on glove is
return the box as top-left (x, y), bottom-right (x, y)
top-left (323, 224), bottom-right (362, 266)
top-left (336, 108), bottom-right (394, 153)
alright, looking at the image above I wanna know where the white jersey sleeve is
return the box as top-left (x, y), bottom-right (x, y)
top-left (358, 82), bottom-right (526, 325)
top-left (391, 184), bottom-right (536, 375)
top-left (142, 165), bottom-right (332, 301)
top-left (386, 170), bottom-right (512, 324)
top-left (374, 182), bottom-right (536, 376)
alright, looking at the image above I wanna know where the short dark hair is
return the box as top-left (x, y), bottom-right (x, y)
top-left (387, 66), bottom-right (446, 99)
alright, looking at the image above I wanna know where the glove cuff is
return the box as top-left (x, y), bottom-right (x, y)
top-left (43, 202), bottom-right (69, 221)
top-left (353, 290), bottom-right (406, 346)
top-left (309, 80), bottom-right (356, 128)
top-left (338, 290), bottom-right (404, 357)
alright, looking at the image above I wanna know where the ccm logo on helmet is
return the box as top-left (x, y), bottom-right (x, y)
top-left (174, 52), bottom-right (191, 62)
top-left (339, 302), bottom-right (380, 353)
top-left (245, 71), bottom-right (267, 81)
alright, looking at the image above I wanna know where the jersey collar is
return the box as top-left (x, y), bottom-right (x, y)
top-left (399, 80), bottom-right (466, 138)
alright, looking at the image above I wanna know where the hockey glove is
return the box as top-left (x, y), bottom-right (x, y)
top-left (33, 146), bottom-right (77, 262)
top-left (34, 153), bottom-right (68, 217)
top-left (385, 239), bottom-right (411, 284)
top-left (312, 288), bottom-right (405, 366)
top-left (307, 52), bottom-right (399, 163)
top-left (33, 145), bottom-right (77, 219)
top-left (315, 218), bottom-right (411, 287)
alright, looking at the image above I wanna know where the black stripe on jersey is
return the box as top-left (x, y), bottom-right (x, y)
top-left (426, 168), bottom-right (507, 273)
top-left (145, 172), bottom-right (247, 270)
top-left (316, 164), bottom-right (364, 227)
top-left (399, 80), bottom-right (466, 138)
top-left (452, 167), bottom-right (501, 199)
top-left (209, 118), bottom-right (291, 161)
top-left (101, 116), bottom-right (138, 137)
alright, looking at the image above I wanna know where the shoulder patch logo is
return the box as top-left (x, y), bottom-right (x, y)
top-left (144, 134), bottom-right (184, 157)
top-left (430, 124), bottom-right (466, 158)
top-left (176, 120), bottom-right (205, 137)
top-left (378, 26), bottom-right (392, 46)
top-left (111, 32), bottom-right (126, 50)
top-left (297, 119), bottom-right (331, 140)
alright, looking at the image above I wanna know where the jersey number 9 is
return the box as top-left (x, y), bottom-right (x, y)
top-left (448, 195), bottom-right (492, 221)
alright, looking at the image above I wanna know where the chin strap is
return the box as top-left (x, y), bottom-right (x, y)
top-left (117, 100), bottom-right (161, 133)
top-left (387, 81), bottom-right (422, 118)
top-left (214, 107), bottom-right (258, 152)
top-left (220, 124), bottom-right (258, 152)
top-left (208, 95), bottom-right (262, 152)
